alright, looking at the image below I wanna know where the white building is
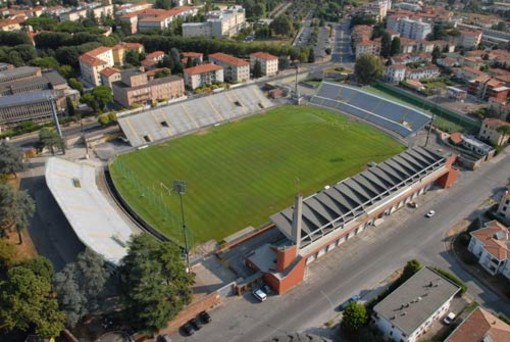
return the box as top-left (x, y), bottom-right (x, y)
top-left (387, 16), bottom-right (432, 40)
top-left (373, 267), bottom-right (460, 342)
top-left (384, 64), bottom-right (406, 83)
top-left (478, 118), bottom-right (510, 146)
top-left (405, 65), bottom-right (441, 80)
top-left (182, 5), bottom-right (246, 38)
top-left (468, 220), bottom-right (510, 280)
top-left (59, 1), bottom-right (113, 23)
top-left (183, 63), bottom-right (224, 90)
top-left (208, 53), bottom-right (249, 83)
top-left (79, 46), bottom-right (114, 87)
top-left (457, 30), bottom-right (482, 49)
top-left (249, 52), bottom-right (279, 77)
top-left (497, 189), bottom-right (510, 222)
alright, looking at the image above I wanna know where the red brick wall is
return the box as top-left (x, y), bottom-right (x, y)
top-left (278, 257), bottom-right (306, 294)
top-left (276, 245), bottom-right (297, 272)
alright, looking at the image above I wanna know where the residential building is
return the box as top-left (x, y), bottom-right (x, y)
top-left (181, 52), bottom-right (203, 65)
top-left (462, 56), bottom-right (484, 69)
top-left (445, 307), bottom-right (510, 342)
top-left (405, 65), bottom-right (441, 80)
top-left (400, 37), bottom-right (419, 54)
top-left (387, 16), bottom-right (432, 40)
top-left (372, 267), bottom-right (460, 342)
top-left (182, 5), bottom-right (246, 38)
top-left (119, 6), bottom-right (197, 34)
top-left (79, 44), bottom-right (144, 87)
top-left (209, 53), bottom-right (249, 83)
top-left (250, 52), bottom-right (279, 76)
top-left (0, 91), bottom-right (65, 129)
top-left (355, 40), bottom-right (381, 58)
top-left (59, 1), bottom-right (113, 23)
top-left (246, 147), bottom-right (458, 294)
top-left (351, 25), bottom-right (373, 45)
top-left (437, 57), bottom-right (460, 70)
top-left (141, 51), bottom-right (165, 70)
top-left (468, 220), bottom-right (510, 280)
top-left (384, 64), bottom-right (406, 83)
top-left (479, 118), bottom-right (510, 146)
top-left (496, 189), bottom-right (510, 223)
top-left (487, 97), bottom-right (510, 121)
top-left (183, 63), bottom-right (224, 90)
top-left (112, 70), bottom-right (184, 107)
top-left (100, 67), bottom-right (121, 88)
top-left (446, 86), bottom-right (467, 101)
top-left (457, 30), bottom-right (483, 49)
top-left (468, 76), bottom-right (510, 101)
top-left (454, 66), bottom-right (485, 82)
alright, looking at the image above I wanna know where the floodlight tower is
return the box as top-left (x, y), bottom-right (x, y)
top-left (173, 180), bottom-right (191, 272)
top-left (46, 92), bottom-right (66, 154)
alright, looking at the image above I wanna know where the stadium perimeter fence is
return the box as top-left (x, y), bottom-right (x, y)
top-left (373, 81), bottom-right (480, 133)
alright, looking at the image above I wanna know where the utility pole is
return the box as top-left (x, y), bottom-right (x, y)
top-left (173, 180), bottom-right (191, 272)
top-left (424, 112), bottom-right (435, 147)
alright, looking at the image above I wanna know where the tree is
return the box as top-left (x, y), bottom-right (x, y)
top-left (20, 256), bottom-right (54, 283)
top-left (155, 69), bottom-right (171, 78)
top-left (66, 97), bottom-right (75, 116)
top-left (39, 127), bottom-right (64, 155)
top-left (390, 37), bottom-right (401, 56)
top-left (496, 125), bottom-right (510, 136)
top-left (68, 78), bottom-right (83, 95)
top-left (380, 31), bottom-right (391, 58)
top-left (279, 55), bottom-right (290, 70)
top-left (270, 15), bottom-right (294, 37)
top-left (253, 60), bottom-right (263, 78)
top-left (92, 86), bottom-right (113, 112)
top-left (308, 47), bottom-right (315, 63)
top-left (0, 142), bottom-right (24, 177)
top-left (169, 47), bottom-right (181, 66)
top-left (54, 264), bottom-right (87, 328)
top-left (402, 259), bottom-right (421, 281)
top-left (119, 234), bottom-right (194, 334)
top-left (0, 185), bottom-right (35, 244)
top-left (0, 239), bottom-right (17, 271)
top-left (0, 264), bottom-right (65, 336)
top-left (432, 46), bottom-right (441, 63)
top-left (155, 0), bottom-right (173, 10)
top-left (124, 49), bottom-right (142, 66)
top-left (341, 301), bottom-right (367, 336)
top-left (354, 54), bottom-right (384, 85)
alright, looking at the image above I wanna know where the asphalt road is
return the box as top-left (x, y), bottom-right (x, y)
top-left (172, 150), bottom-right (510, 342)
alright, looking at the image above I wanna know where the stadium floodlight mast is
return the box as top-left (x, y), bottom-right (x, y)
top-left (173, 179), bottom-right (192, 272)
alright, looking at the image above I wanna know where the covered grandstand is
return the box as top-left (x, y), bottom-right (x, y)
top-left (310, 82), bottom-right (431, 138)
top-left (118, 85), bottom-right (275, 147)
top-left (45, 158), bottom-right (135, 266)
top-left (246, 147), bottom-right (458, 294)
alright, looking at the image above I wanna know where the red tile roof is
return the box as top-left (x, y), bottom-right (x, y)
top-left (450, 132), bottom-right (463, 144)
top-left (250, 52), bottom-right (278, 61)
top-left (470, 220), bottom-right (509, 260)
top-left (86, 46), bottom-right (113, 57)
top-left (483, 118), bottom-right (510, 128)
top-left (181, 52), bottom-right (203, 58)
top-left (446, 307), bottom-right (510, 342)
top-left (146, 51), bottom-right (164, 60)
top-left (209, 53), bottom-right (249, 67)
top-left (100, 67), bottom-right (120, 78)
top-left (184, 63), bottom-right (223, 75)
top-left (79, 54), bottom-right (108, 67)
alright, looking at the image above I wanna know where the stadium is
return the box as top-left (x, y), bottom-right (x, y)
top-left (110, 82), bottom-right (436, 248)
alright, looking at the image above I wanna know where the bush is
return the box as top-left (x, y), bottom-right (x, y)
top-left (467, 217), bottom-right (482, 232)
top-left (432, 267), bottom-right (467, 295)
top-left (458, 232), bottom-right (471, 246)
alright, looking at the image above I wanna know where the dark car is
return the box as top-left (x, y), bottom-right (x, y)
top-left (182, 323), bottom-right (195, 336)
top-left (339, 294), bottom-right (361, 310)
top-left (190, 317), bottom-right (202, 330)
top-left (199, 311), bottom-right (211, 323)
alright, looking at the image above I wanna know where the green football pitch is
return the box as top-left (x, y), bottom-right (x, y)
top-left (109, 105), bottom-right (405, 245)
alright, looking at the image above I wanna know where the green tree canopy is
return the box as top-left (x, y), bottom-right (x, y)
top-left (0, 142), bottom-right (24, 177)
top-left (354, 54), bottom-right (384, 85)
top-left (0, 239), bottom-right (17, 271)
top-left (270, 15), bottom-right (294, 37)
top-left (253, 60), bottom-right (263, 78)
top-left (341, 301), bottom-right (367, 336)
top-left (380, 31), bottom-right (391, 58)
top-left (496, 125), bottom-right (510, 135)
top-left (119, 234), bottom-right (194, 334)
top-left (390, 37), bottom-right (401, 56)
top-left (39, 127), bottom-right (64, 156)
top-left (0, 262), bottom-right (66, 337)
top-left (0, 184), bottom-right (36, 244)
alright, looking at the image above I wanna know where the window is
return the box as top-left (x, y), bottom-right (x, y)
top-left (503, 206), bottom-right (508, 212)
top-left (143, 135), bottom-right (151, 143)
top-left (161, 121), bottom-right (169, 127)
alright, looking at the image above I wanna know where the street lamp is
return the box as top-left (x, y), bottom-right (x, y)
top-left (173, 180), bottom-right (191, 272)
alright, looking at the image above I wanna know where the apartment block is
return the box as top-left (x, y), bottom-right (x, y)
top-left (468, 76), bottom-right (510, 101)
top-left (249, 52), bottom-right (279, 77)
top-left (119, 6), bottom-right (197, 34)
top-left (387, 15), bottom-right (432, 40)
top-left (457, 30), bottom-right (482, 49)
top-left (182, 5), bottom-right (246, 38)
top-left (183, 63), bottom-right (224, 90)
top-left (209, 53), bottom-right (249, 83)
top-left (112, 70), bottom-right (184, 107)
top-left (479, 118), bottom-right (510, 146)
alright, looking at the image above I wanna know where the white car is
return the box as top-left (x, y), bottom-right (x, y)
top-left (253, 289), bottom-right (267, 302)
top-left (443, 312), bottom-right (456, 325)
top-left (426, 210), bottom-right (436, 218)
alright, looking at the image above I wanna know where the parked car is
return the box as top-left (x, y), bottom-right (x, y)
top-left (408, 201), bottom-right (418, 208)
top-left (443, 312), bottom-right (456, 325)
top-left (253, 288), bottom-right (267, 302)
top-left (426, 210), bottom-right (436, 218)
top-left (190, 317), bottom-right (202, 330)
top-left (181, 323), bottom-right (195, 336)
top-left (339, 294), bottom-right (361, 310)
top-left (157, 334), bottom-right (172, 342)
top-left (199, 311), bottom-right (211, 323)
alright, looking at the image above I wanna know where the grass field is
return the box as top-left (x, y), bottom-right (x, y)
top-left (110, 106), bottom-right (405, 245)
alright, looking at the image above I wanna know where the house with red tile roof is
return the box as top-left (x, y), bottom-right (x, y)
top-left (250, 52), bottom-right (279, 76)
top-left (446, 307), bottom-right (510, 342)
top-left (209, 53), bottom-right (249, 83)
top-left (181, 52), bottom-right (203, 65)
top-left (496, 189), bottom-right (510, 223)
top-left (468, 220), bottom-right (510, 280)
top-left (100, 67), bottom-right (121, 88)
top-left (479, 118), bottom-right (510, 146)
top-left (183, 63), bottom-right (224, 89)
